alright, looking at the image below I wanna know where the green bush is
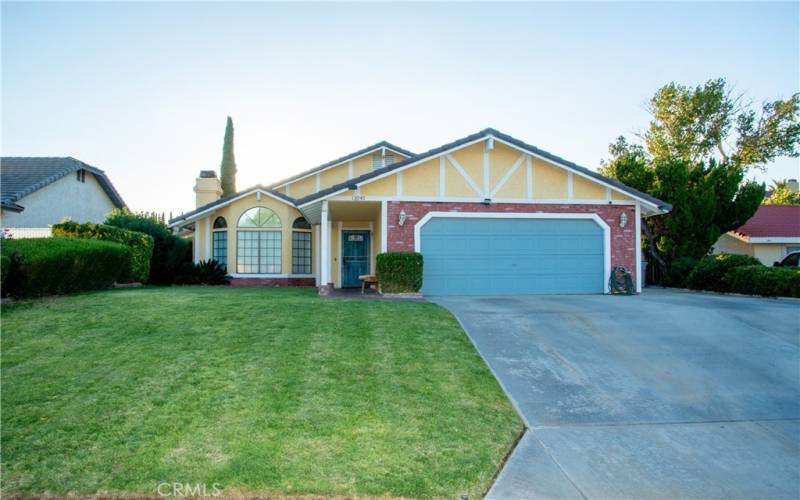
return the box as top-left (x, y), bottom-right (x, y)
top-left (662, 257), bottom-right (699, 287)
top-left (376, 252), bottom-right (423, 293)
top-left (105, 209), bottom-right (192, 284)
top-left (1, 238), bottom-right (130, 298)
top-left (686, 253), bottom-right (762, 292)
top-left (1, 253), bottom-right (9, 292)
top-left (723, 265), bottom-right (800, 298)
top-left (173, 260), bottom-right (229, 285)
top-left (52, 220), bottom-right (153, 283)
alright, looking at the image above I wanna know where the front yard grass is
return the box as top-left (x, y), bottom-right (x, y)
top-left (1, 287), bottom-right (521, 498)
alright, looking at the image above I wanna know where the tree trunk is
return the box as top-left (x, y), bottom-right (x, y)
top-left (641, 220), bottom-right (667, 272)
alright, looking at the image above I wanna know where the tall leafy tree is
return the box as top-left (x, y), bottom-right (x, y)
top-left (220, 116), bottom-right (237, 196)
top-left (764, 179), bottom-right (800, 205)
top-left (645, 78), bottom-right (800, 170)
top-left (599, 78), bottom-right (798, 274)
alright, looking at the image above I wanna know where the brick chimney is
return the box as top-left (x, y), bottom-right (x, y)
top-left (194, 170), bottom-right (222, 207)
top-left (787, 179), bottom-right (799, 193)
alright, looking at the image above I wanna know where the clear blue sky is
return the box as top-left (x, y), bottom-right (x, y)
top-left (3, 2), bottom-right (798, 217)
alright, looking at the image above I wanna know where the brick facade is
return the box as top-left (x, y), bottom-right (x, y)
top-left (386, 201), bottom-right (638, 285)
top-left (230, 277), bottom-right (316, 287)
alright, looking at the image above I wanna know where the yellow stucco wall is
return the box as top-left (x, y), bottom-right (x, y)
top-left (359, 175), bottom-right (396, 197)
top-left (286, 175), bottom-right (317, 199)
top-left (402, 158), bottom-right (439, 196)
top-left (532, 159), bottom-right (568, 198)
top-left (194, 192), bottom-right (313, 276)
top-left (320, 165), bottom-right (348, 188)
top-left (494, 162), bottom-right (527, 199)
top-left (450, 143), bottom-right (484, 192)
top-left (573, 175), bottom-right (608, 199)
top-left (490, 143), bottom-right (523, 188)
top-left (611, 190), bottom-right (633, 201)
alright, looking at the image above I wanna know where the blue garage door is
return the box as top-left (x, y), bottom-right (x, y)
top-left (420, 217), bottom-right (604, 295)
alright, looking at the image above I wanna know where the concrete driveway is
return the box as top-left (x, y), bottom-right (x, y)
top-left (430, 289), bottom-right (800, 499)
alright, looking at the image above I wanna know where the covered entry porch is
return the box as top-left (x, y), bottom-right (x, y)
top-left (311, 200), bottom-right (386, 291)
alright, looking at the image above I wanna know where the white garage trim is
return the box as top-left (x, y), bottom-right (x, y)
top-left (414, 211), bottom-right (611, 294)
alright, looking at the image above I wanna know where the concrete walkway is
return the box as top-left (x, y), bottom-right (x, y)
top-left (431, 289), bottom-right (800, 499)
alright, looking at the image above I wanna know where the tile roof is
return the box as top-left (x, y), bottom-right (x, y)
top-left (733, 205), bottom-right (800, 238)
top-left (169, 184), bottom-right (296, 224)
top-left (1, 157), bottom-right (126, 212)
top-left (171, 128), bottom-right (673, 225)
top-left (268, 140), bottom-right (415, 189)
top-left (295, 128), bottom-right (672, 210)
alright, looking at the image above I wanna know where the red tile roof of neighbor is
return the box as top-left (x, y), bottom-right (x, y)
top-left (733, 205), bottom-right (800, 238)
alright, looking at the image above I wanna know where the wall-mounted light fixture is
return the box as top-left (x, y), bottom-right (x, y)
top-left (398, 210), bottom-right (407, 226)
top-left (482, 198), bottom-right (492, 206)
top-left (619, 212), bottom-right (628, 228)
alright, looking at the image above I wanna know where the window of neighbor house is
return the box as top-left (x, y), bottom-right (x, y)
top-left (236, 207), bottom-right (282, 274)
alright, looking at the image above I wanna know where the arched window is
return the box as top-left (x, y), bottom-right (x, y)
top-left (291, 217), bottom-right (312, 274)
top-left (237, 207), bottom-right (282, 274)
top-left (238, 207), bottom-right (281, 228)
top-left (212, 217), bottom-right (228, 270)
top-left (292, 217), bottom-right (311, 230)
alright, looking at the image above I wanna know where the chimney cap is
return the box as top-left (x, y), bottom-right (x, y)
top-left (199, 170), bottom-right (217, 179)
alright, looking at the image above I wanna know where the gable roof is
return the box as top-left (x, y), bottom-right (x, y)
top-left (732, 205), bottom-right (800, 239)
top-left (1, 157), bottom-right (126, 212)
top-left (269, 140), bottom-right (415, 189)
top-left (169, 128), bottom-right (673, 227)
top-left (169, 184), bottom-right (296, 225)
top-left (294, 128), bottom-right (672, 211)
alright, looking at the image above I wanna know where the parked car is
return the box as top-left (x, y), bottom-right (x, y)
top-left (774, 251), bottom-right (800, 268)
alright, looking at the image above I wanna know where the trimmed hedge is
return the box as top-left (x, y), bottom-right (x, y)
top-left (686, 253), bottom-right (762, 292)
top-left (662, 257), bottom-right (699, 288)
top-left (1, 238), bottom-right (130, 298)
top-left (376, 252), bottom-right (423, 293)
top-left (723, 265), bottom-right (800, 298)
top-left (52, 220), bottom-right (154, 283)
top-left (1, 253), bottom-right (9, 291)
top-left (104, 209), bottom-right (191, 284)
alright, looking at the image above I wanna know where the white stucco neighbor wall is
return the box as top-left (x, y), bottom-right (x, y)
top-left (712, 233), bottom-right (754, 257)
top-left (0, 171), bottom-right (118, 228)
top-left (712, 233), bottom-right (799, 265)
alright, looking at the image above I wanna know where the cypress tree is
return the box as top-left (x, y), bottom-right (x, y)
top-left (220, 116), bottom-right (237, 196)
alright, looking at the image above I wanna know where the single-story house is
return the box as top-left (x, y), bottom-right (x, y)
top-left (169, 128), bottom-right (671, 295)
top-left (1, 157), bottom-right (126, 236)
top-left (713, 205), bottom-right (800, 265)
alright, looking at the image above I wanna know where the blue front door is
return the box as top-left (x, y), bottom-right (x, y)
top-left (342, 230), bottom-right (371, 287)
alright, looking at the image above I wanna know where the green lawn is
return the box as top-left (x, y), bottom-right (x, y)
top-left (1, 287), bottom-right (521, 498)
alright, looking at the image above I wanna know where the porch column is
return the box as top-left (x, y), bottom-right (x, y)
top-left (380, 200), bottom-right (388, 253)
top-left (320, 201), bottom-right (331, 290)
top-left (635, 202), bottom-right (642, 293)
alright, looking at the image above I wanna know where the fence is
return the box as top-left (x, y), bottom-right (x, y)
top-left (2, 227), bottom-right (52, 239)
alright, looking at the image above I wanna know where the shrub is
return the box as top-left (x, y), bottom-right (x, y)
top-left (686, 253), bottom-right (762, 292)
top-left (723, 265), bottom-right (800, 298)
top-left (174, 260), bottom-right (229, 285)
top-left (105, 209), bottom-right (192, 284)
top-left (376, 252), bottom-right (423, 293)
top-left (1, 254), bottom-right (9, 292)
top-left (1, 238), bottom-right (130, 298)
top-left (662, 257), bottom-right (699, 287)
top-left (52, 220), bottom-right (153, 283)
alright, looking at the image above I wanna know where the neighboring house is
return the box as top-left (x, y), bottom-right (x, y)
top-left (169, 128), bottom-right (671, 295)
top-left (713, 205), bottom-right (800, 265)
top-left (0, 157), bottom-right (126, 236)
